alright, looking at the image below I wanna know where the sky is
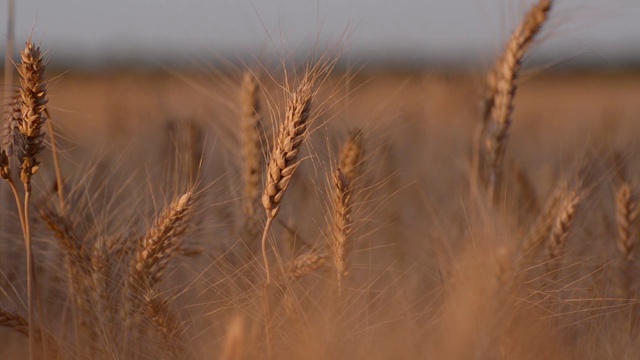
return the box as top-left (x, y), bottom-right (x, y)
top-left (2, 0), bottom-right (640, 67)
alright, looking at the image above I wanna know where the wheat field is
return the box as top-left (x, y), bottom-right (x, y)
top-left (2, 1), bottom-right (640, 359)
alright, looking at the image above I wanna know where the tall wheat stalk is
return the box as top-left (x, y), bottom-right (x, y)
top-left (332, 131), bottom-right (363, 297)
top-left (260, 75), bottom-right (314, 285)
top-left (240, 71), bottom-right (264, 255)
top-left (477, 0), bottom-right (552, 202)
top-left (0, 39), bottom-right (50, 360)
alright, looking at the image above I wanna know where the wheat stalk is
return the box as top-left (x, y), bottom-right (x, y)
top-left (545, 189), bottom-right (581, 279)
top-left (260, 75), bottom-right (314, 284)
top-left (479, 0), bottom-right (552, 201)
top-left (125, 191), bottom-right (194, 347)
top-left (239, 71), bottom-right (264, 256)
top-left (6, 38), bottom-right (49, 360)
top-left (331, 132), bottom-right (363, 296)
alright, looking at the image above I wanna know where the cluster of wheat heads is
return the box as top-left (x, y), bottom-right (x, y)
top-left (3, 2), bottom-right (640, 360)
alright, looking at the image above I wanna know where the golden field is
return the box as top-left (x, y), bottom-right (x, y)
top-left (3, 2), bottom-right (640, 359)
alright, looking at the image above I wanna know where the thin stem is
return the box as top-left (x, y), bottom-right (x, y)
top-left (260, 216), bottom-right (275, 359)
top-left (261, 217), bottom-right (274, 285)
top-left (24, 190), bottom-right (38, 360)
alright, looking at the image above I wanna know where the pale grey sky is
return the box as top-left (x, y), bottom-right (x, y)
top-left (2, 0), bottom-right (640, 66)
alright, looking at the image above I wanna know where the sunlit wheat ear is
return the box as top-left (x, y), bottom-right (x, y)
top-left (332, 132), bottom-right (363, 296)
top-left (545, 189), bottom-right (581, 278)
top-left (241, 71), bottom-right (263, 219)
top-left (260, 75), bottom-right (314, 284)
top-left (125, 190), bottom-right (194, 337)
top-left (616, 182), bottom-right (637, 261)
top-left (332, 169), bottom-right (353, 294)
top-left (11, 38), bottom-right (49, 360)
top-left (261, 80), bottom-right (313, 219)
top-left (16, 39), bottom-right (48, 189)
top-left (283, 252), bottom-right (329, 282)
top-left (479, 0), bottom-right (552, 200)
top-left (338, 129), bottom-right (363, 182)
top-left (521, 185), bottom-right (565, 258)
top-left (239, 71), bottom-right (264, 257)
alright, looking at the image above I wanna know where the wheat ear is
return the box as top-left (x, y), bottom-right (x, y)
top-left (284, 252), bottom-right (329, 282)
top-left (239, 71), bottom-right (264, 256)
top-left (143, 290), bottom-right (186, 359)
top-left (545, 189), bottom-right (581, 279)
top-left (332, 132), bottom-right (363, 296)
top-left (614, 182), bottom-right (638, 313)
top-left (615, 183), bottom-right (637, 261)
top-left (260, 76), bottom-right (314, 284)
top-left (479, 0), bottom-right (552, 201)
top-left (241, 71), bottom-right (263, 219)
top-left (125, 191), bottom-right (194, 346)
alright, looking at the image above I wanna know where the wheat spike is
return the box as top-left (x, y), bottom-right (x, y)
top-left (130, 191), bottom-right (193, 291)
top-left (143, 290), bottom-right (186, 359)
top-left (241, 72), bottom-right (263, 218)
top-left (480, 0), bottom-right (552, 199)
top-left (284, 252), bottom-right (328, 281)
top-left (333, 169), bottom-right (353, 292)
top-left (261, 79), bottom-right (313, 219)
top-left (546, 189), bottom-right (581, 263)
top-left (260, 74), bottom-right (315, 286)
top-left (15, 39), bottom-right (48, 189)
top-left (616, 182), bottom-right (637, 260)
top-left (338, 130), bottom-right (363, 182)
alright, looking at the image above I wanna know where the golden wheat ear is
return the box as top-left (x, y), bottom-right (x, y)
top-left (260, 74), bottom-right (315, 284)
top-left (239, 71), bottom-right (264, 256)
top-left (477, 0), bottom-right (552, 201)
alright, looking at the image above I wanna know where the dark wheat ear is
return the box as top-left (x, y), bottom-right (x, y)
top-left (16, 39), bottom-right (48, 189)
